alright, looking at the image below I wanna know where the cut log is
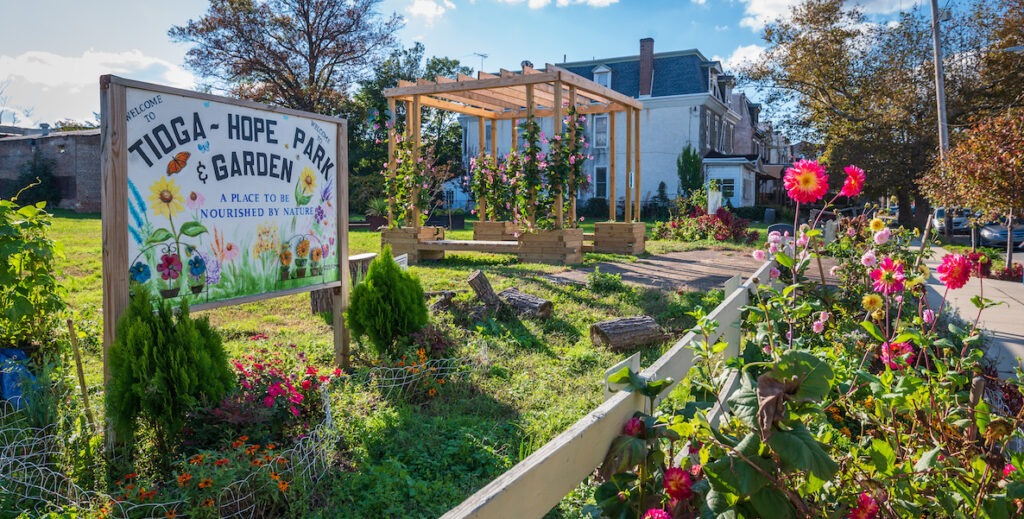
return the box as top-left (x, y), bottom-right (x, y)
top-left (498, 288), bottom-right (553, 320)
top-left (590, 316), bottom-right (664, 351)
top-left (468, 270), bottom-right (502, 307)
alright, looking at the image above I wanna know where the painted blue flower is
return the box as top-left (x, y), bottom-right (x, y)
top-left (188, 255), bottom-right (207, 278)
top-left (129, 262), bottom-right (151, 284)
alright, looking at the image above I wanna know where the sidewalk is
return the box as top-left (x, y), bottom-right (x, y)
top-left (924, 246), bottom-right (1024, 378)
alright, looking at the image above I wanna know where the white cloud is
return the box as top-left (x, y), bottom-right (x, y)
top-left (714, 24), bottom-right (729, 31)
top-left (738, 0), bottom-right (925, 31)
top-left (498, 0), bottom-right (618, 8)
top-left (714, 44), bottom-right (766, 72)
top-left (691, 0), bottom-right (707, 4)
top-left (0, 50), bottom-right (194, 126)
top-left (406, 0), bottom-right (455, 24)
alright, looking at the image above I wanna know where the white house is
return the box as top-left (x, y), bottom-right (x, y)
top-left (459, 39), bottom-right (773, 210)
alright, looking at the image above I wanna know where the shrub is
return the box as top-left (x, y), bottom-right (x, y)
top-left (346, 245), bottom-right (428, 357)
top-left (106, 292), bottom-right (234, 474)
top-left (578, 196), bottom-right (610, 219)
top-left (653, 207), bottom-right (758, 244)
top-left (588, 266), bottom-right (626, 294)
top-left (0, 195), bottom-right (66, 350)
top-left (409, 324), bottom-right (457, 359)
top-left (993, 263), bottom-right (1023, 281)
top-left (14, 149), bottom-right (62, 207)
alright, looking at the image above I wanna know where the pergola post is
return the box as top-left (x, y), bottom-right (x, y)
top-left (625, 107), bottom-right (633, 222)
top-left (553, 80), bottom-right (564, 229)
top-left (411, 95), bottom-right (421, 230)
top-left (526, 83), bottom-right (536, 229)
top-left (387, 97), bottom-right (396, 227)
top-left (609, 111), bottom-right (617, 221)
top-left (510, 118), bottom-right (518, 151)
top-left (477, 116), bottom-right (487, 221)
top-left (633, 108), bottom-right (641, 222)
top-left (568, 85), bottom-right (577, 224)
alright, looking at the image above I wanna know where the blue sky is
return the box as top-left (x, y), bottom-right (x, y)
top-left (0, 0), bottom-right (921, 126)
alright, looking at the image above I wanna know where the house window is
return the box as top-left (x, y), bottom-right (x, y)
top-left (595, 166), bottom-right (608, 199)
top-left (593, 115), bottom-right (608, 148)
top-left (720, 179), bottom-right (736, 199)
top-left (704, 112), bottom-right (711, 151)
top-left (594, 70), bottom-right (611, 88)
top-left (743, 178), bottom-right (754, 202)
top-left (445, 190), bottom-right (455, 208)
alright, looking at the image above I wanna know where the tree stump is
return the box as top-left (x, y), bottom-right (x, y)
top-left (427, 290), bottom-right (456, 312)
top-left (590, 316), bottom-right (664, 351)
top-left (309, 253), bottom-right (378, 315)
top-left (498, 288), bottom-right (553, 320)
top-left (468, 270), bottom-right (502, 307)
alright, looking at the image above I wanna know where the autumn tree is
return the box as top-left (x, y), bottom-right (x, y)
top-left (740, 0), bottom-right (1022, 228)
top-left (169, 0), bottom-right (402, 115)
top-left (920, 108), bottom-right (1024, 266)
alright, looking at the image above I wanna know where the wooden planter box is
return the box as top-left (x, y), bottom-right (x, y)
top-left (593, 222), bottom-right (646, 255)
top-left (381, 226), bottom-right (445, 264)
top-left (474, 221), bottom-right (520, 241)
top-left (518, 228), bottom-right (584, 265)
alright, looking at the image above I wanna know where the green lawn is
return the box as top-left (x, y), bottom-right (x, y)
top-left (50, 211), bottom-right (728, 518)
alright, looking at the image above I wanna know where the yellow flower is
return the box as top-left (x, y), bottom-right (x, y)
top-left (871, 309), bottom-right (885, 321)
top-left (253, 224), bottom-right (279, 256)
top-left (918, 264), bottom-right (930, 277)
top-left (869, 218), bottom-right (886, 232)
top-left (906, 275), bottom-right (926, 289)
top-left (299, 167), bottom-right (317, 196)
top-left (311, 247), bottom-right (323, 263)
top-left (149, 177), bottom-right (184, 218)
top-left (280, 249), bottom-right (293, 267)
top-left (864, 395), bottom-right (874, 409)
top-left (296, 239), bottom-right (310, 258)
top-left (862, 293), bottom-right (883, 312)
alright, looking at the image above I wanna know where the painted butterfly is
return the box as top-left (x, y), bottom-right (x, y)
top-left (197, 141), bottom-right (210, 153)
top-left (167, 152), bottom-right (190, 175)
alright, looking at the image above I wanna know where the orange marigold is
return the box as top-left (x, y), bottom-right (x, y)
top-left (189, 454), bottom-right (205, 465)
top-left (198, 478), bottom-right (213, 489)
top-left (278, 480), bottom-right (290, 492)
top-left (177, 473), bottom-right (192, 486)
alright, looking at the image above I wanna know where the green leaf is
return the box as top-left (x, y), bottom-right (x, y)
top-left (861, 320), bottom-right (884, 342)
top-left (769, 350), bottom-right (834, 403)
top-left (870, 438), bottom-right (895, 475)
top-left (983, 495), bottom-right (1010, 519)
top-left (750, 487), bottom-right (795, 519)
top-left (705, 456), bottom-right (773, 498)
top-left (970, 295), bottom-right (1004, 310)
top-left (600, 435), bottom-right (647, 479)
top-left (641, 377), bottom-right (675, 399)
top-left (805, 229), bottom-right (821, 238)
top-left (914, 445), bottom-right (942, 473)
top-left (606, 365), bottom-right (631, 385)
top-left (767, 423), bottom-right (838, 492)
top-left (976, 401), bottom-right (991, 433)
top-left (179, 221), bottom-right (208, 238)
top-left (775, 252), bottom-right (794, 268)
top-left (727, 376), bottom-right (759, 428)
top-left (146, 228), bottom-right (173, 245)
top-left (1007, 482), bottom-right (1024, 500)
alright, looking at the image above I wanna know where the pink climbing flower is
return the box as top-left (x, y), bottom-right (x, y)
top-left (752, 249), bottom-right (766, 262)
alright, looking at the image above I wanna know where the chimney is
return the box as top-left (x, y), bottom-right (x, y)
top-left (39, 123), bottom-right (50, 136)
top-left (639, 38), bottom-right (654, 97)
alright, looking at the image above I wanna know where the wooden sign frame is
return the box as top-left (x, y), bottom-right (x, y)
top-left (100, 75), bottom-right (350, 381)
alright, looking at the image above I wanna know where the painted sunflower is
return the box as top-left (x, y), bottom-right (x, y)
top-left (299, 167), bottom-right (317, 196)
top-left (149, 177), bottom-right (185, 218)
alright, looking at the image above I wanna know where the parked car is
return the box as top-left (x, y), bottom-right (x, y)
top-left (979, 219), bottom-right (1024, 248)
top-left (931, 207), bottom-right (970, 235)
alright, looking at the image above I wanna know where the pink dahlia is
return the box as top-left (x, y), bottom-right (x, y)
top-left (623, 417), bottom-right (643, 437)
top-left (783, 159), bottom-right (829, 204)
top-left (839, 165), bottom-right (866, 198)
top-left (847, 492), bottom-right (879, 519)
top-left (870, 257), bottom-right (905, 295)
top-left (643, 509), bottom-right (671, 519)
top-left (663, 467), bottom-right (694, 500)
top-left (880, 341), bottom-right (915, 370)
top-left (936, 253), bottom-right (972, 290)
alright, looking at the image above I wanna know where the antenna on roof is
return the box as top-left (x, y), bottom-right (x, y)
top-left (472, 52), bottom-right (488, 73)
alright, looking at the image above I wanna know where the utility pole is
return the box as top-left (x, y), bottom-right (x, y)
top-left (930, 0), bottom-right (953, 239)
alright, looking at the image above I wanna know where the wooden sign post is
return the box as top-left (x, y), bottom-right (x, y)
top-left (100, 75), bottom-right (350, 381)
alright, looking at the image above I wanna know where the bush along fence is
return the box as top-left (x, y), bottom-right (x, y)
top-left (446, 161), bottom-right (1024, 518)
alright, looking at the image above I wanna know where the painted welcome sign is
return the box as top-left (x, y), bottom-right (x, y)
top-left (124, 85), bottom-right (341, 305)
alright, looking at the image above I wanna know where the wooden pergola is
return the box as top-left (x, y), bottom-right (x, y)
top-left (383, 63), bottom-right (644, 229)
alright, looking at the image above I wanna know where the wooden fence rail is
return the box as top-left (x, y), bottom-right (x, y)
top-left (442, 260), bottom-right (776, 518)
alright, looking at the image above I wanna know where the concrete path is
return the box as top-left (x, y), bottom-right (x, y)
top-left (552, 249), bottom-right (766, 292)
top-left (924, 246), bottom-right (1024, 377)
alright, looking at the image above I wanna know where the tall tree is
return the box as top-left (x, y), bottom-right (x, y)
top-left (169, 0), bottom-right (402, 114)
top-left (740, 0), bottom-right (1021, 228)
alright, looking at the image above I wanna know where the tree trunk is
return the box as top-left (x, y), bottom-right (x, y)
top-left (468, 270), bottom-right (502, 307)
top-left (590, 316), bottom-right (664, 351)
top-left (1007, 210), bottom-right (1015, 270)
top-left (497, 288), bottom-right (553, 320)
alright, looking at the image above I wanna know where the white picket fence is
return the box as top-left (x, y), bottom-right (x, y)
top-left (442, 260), bottom-right (776, 518)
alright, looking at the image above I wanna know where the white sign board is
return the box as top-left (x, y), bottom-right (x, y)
top-left (122, 84), bottom-right (342, 306)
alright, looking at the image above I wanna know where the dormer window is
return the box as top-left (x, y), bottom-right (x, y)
top-left (592, 65), bottom-right (612, 89)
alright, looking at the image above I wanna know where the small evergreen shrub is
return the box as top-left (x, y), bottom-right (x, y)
top-left (346, 245), bottom-right (429, 357)
top-left (106, 292), bottom-right (234, 473)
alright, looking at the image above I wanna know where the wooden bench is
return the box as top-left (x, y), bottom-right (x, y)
top-left (417, 239), bottom-right (520, 254)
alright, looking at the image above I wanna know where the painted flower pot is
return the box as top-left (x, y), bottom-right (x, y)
top-left (310, 264), bottom-right (322, 276)
top-left (295, 267), bottom-right (307, 279)
top-left (160, 287), bottom-right (180, 299)
top-left (280, 268), bottom-right (290, 281)
top-left (189, 284), bottom-right (204, 295)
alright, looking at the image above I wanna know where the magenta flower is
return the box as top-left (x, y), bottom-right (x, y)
top-left (663, 466), bottom-right (694, 500)
top-left (870, 257), bottom-right (905, 295)
top-left (880, 341), bottom-right (915, 370)
top-left (157, 254), bottom-right (182, 281)
top-left (936, 253), bottom-right (972, 290)
top-left (839, 165), bottom-right (866, 198)
top-left (623, 417), bottom-right (643, 437)
top-left (847, 492), bottom-right (880, 519)
top-left (263, 396), bottom-right (274, 407)
top-left (923, 309), bottom-right (935, 324)
top-left (643, 509), bottom-right (671, 519)
top-left (783, 159), bottom-right (828, 204)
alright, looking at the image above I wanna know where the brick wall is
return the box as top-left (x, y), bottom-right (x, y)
top-left (0, 130), bottom-right (101, 212)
